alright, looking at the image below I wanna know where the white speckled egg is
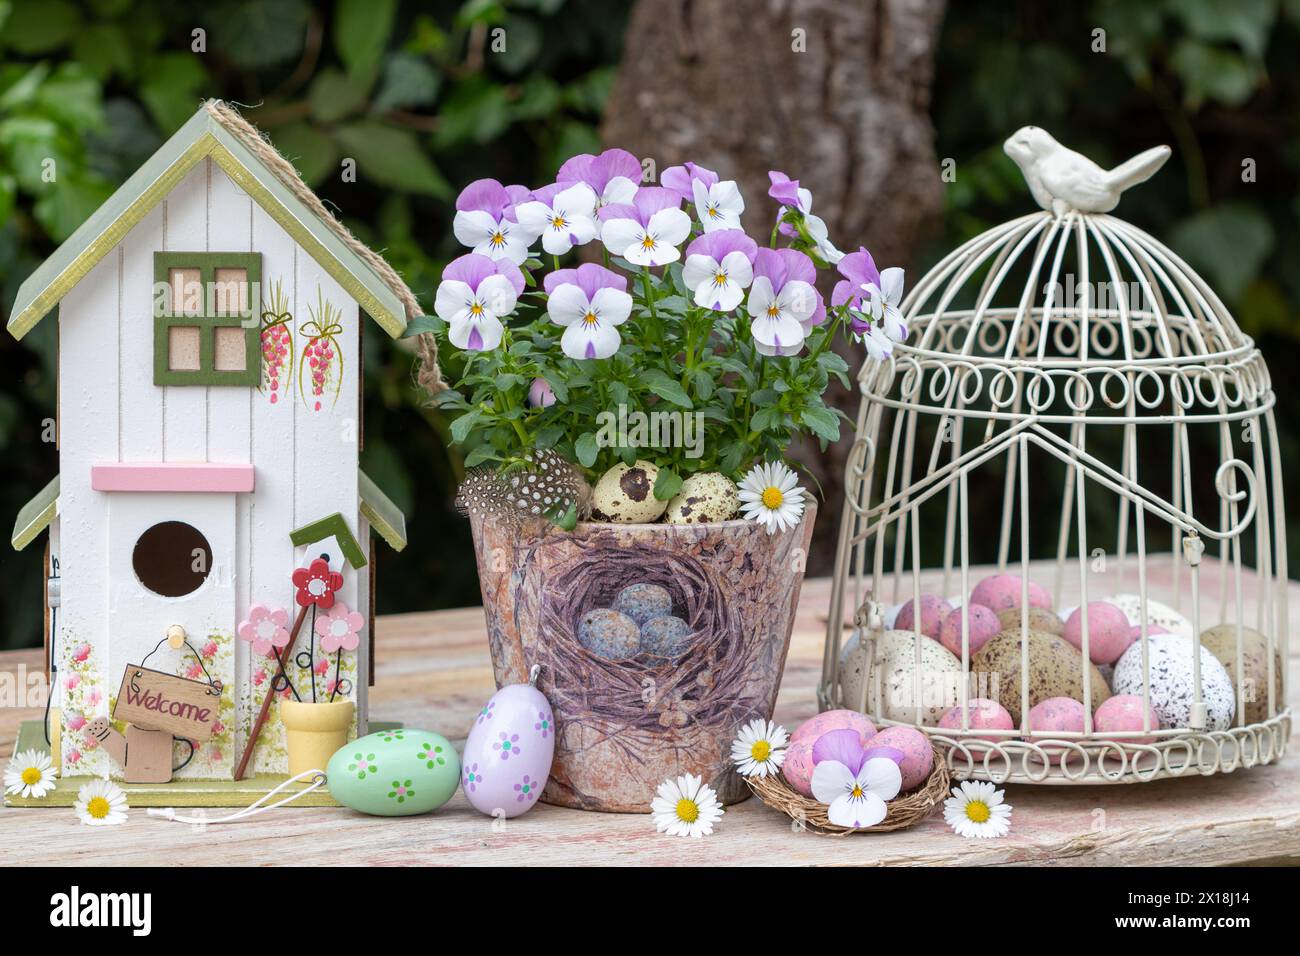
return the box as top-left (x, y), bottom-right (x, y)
top-left (462, 680), bottom-right (556, 818)
top-left (1092, 594), bottom-right (1193, 639)
top-left (664, 472), bottom-right (739, 524)
top-left (590, 460), bottom-right (667, 523)
top-left (1111, 633), bottom-right (1235, 731)
top-left (839, 629), bottom-right (965, 725)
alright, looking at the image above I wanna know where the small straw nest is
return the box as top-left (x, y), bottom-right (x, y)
top-left (536, 531), bottom-right (757, 752)
top-left (745, 746), bottom-right (950, 834)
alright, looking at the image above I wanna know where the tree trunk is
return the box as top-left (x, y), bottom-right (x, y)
top-left (602, 0), bottom-right (947, 573)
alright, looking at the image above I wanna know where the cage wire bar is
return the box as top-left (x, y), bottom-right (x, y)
top-left (822, 201), bottom-right (1290, 784)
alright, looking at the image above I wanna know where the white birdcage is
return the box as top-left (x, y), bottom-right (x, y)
top-left (822, 129), bottom-right (1291, 784)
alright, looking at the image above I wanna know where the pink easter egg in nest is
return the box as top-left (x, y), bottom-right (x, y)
top-left (789, 709), bottom-right (877, 748)
top-left (865, 725), bottom-right (934, 791)
top-left (1094, 694), bottom-right (1160, 745)
top-left (894, 595), bottom-right (952, 641)
top-left (970, 573), bottom-right (1052, 613)
top-left (1063, 601), bottom-right (1134, 665)
top-left (782, 738), bottom-right (817, 796)
top-left (938, 698), bottom-right (1015, 755)
top-left (938, 603), bottom-right (1001, 658)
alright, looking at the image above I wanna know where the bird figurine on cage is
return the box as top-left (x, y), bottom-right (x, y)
top-left (1003, 126), bottom-right (1171, 216)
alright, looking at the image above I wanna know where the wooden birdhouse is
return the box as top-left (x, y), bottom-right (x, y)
top-left (7, 101), bottom-right (418, 781)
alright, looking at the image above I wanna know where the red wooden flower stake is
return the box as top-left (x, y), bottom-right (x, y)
top-left (234, 556), bottom-right (343, 780)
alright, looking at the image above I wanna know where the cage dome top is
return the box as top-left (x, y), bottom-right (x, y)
top-left (887, 129), bottom-right (1261, 393)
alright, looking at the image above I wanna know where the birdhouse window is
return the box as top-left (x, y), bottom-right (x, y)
top-left (132, 521), bottom-right (213, 597)
top-left (153, 252), bottom-right (262, 386)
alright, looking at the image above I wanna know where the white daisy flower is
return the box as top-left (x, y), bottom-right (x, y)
top-left (4, 748), bottom-right (57, 799)
top-left (730, 719), bottom-right (789, 778)
top-left (651, 773), bottom-right (724, 838)
top-left (737, 461), bottom-right (806, 535)
top-left (943, 780), bottom-right (1012, 839)
top-left (74, 778), bottom-right (129, 827)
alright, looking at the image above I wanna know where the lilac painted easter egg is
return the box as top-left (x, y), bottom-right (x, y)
top-left (1063, 601), bottom-right (1134, 665)
top-left (789, 709), bottom-right (877, 748)
top-left (894, 595), bottom-right (952, 641)
top-left (462, 679), bottom-right (555, 818)
top-left (1094, 694), bottom-right (1160, 745)
top-left (782, 738), bottom-right (817, 796)
top-left (970, 573), bottom-right (1052, 613)
top-left (938, 603), bottom-right (1001, 658)
top-left (865, 725), bottom-right (933, 791)
top-left (938, 698), bottom-right (1015, 754)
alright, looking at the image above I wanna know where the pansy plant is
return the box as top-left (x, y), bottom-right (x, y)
top-left (415, 153), bottom-right (905, 513)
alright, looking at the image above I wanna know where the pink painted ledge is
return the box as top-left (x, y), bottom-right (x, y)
top-left (91, 462), bottom-right (255, 493)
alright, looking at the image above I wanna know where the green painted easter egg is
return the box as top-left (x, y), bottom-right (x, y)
top-left (327, 728), bottom-right (460, 816)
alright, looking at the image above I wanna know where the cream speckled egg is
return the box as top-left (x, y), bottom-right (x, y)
top-left (664, 472), bottom-right (739, 524)
top-left (997, 605), bottom-right (1064, 636)
top-left (590, 460), bottom-right (667, 523)
top-left (972, 628), bottom-right (1111, 724)
top-left (1111, 633), bottom-right (1235, 731)
top-left (839, 630), bottom-right (964, 725)
top-left (1198, 625), bottom-right (1281, 725)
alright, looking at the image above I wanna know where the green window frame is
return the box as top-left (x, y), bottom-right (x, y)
top-left (153, 252), bottom-right (262, 386)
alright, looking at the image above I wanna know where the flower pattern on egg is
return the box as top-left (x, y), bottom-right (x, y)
top-left (535, 710), bottom-right (552, 739)
top-left (494, 732), bottom-right (521, 761)
top-left (387, 779), bottom-right (416, 803)
top-left (478, 702), bottom-right (495, 724)
top-left (347, 752), bottom-right (378, 780)
top-left (514, 775), bottom-right (539, 803)
top-left (464, 763), bottom-right (483, 792)
top-left (418, 742), bottom-right (447, 768)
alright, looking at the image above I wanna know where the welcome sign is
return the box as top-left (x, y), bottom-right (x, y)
top-left (112, 665), bottom-right (221, 741)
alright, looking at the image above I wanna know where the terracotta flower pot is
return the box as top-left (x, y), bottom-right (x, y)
top-left (470, 503), bottom-right (816, 812)
top-left (280, 699), bottom-right (355, 778)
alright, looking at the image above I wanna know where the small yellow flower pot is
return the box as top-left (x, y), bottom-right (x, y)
top-left (280, 699), bottom-right (354, 778)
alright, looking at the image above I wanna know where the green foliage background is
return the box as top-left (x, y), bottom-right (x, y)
top-left (1, 0), bottom-right (1297, 649)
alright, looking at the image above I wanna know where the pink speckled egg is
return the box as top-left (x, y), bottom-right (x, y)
top-left (1026, 696), bottom-right (1087, 738)
top-left (866, 725), bottom-right (934, 791)
top-left (938, 603), bottom-right (1001, 658)
top-left (1063, 601), bottom-right (1134, 665)
top-left (894, 595), bottom-right (952, 640)
top-left (1094, 694), bottom-right (1160, 744)
top-left (789, 709), bottom-right (876, 747)
top-left (1129, 623), bottom-right (1169, 641)
top-left (782, 738), bottom-right (817, 796)
top-left (970, 573), bottom-right (1051, 613)
top-left (938, 698), bottom-right (1015, 754)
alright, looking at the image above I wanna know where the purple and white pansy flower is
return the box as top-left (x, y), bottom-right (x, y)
top-left (598, 187), bottom-right (693, 267)
top-left (692, 178), bottom-right (744, 233)
top-left (513, 181), bottom-right (600, 256)
top-left (558, 149), bottom-right (642, 228)
top-left (452, 178), bottom-right (538, 265)
top-left (660, 162), bottom-right (718, 203)
top-left (861, 266), bottom-right (907, 342)
top-left (434, 253), bottom-right (525, 353)
top-left (809, 728), bottom-right (905, 829)
top-left (543, 263), bottom-right (633, 361)
top-left (747, 248), bottom-right (823, 355)
top-left (682, 229), bottom-right (758, 312)
top-left (768, 170), bottom-right (843, 264)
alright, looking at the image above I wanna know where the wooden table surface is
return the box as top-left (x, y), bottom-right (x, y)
top-left (2, 558), bottom-right (1297, 866)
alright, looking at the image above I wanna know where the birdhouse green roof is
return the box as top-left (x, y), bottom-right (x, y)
top-left (7, 100), bottom-right (416, 342)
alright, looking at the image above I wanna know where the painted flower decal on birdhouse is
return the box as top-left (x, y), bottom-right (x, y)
top-left (293, 556), bottom-right (343, 609)
top-left (315, 601), bottom-right (364, 653)
top-left (260, 278), bottom-right (294, 405)
top-left (237, 604), bottom-right (291, 657)
top-left (299, 289), bottom-right (344, 412)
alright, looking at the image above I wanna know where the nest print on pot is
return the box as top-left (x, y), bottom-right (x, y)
top-left (472, 508), bottom-right (815, 812)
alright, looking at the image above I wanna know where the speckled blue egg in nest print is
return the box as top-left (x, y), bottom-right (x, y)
top-left (614, 583), bottom-right (674, 626)
top-left (577, 608), bottom-right (641, 661)
top-left (1111, 633), bottom-right (1235, 731)
top-left (639, 615), bottom-right (693, 659)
